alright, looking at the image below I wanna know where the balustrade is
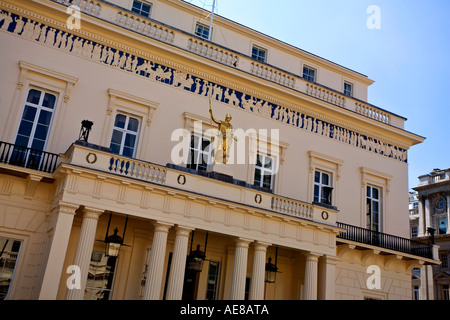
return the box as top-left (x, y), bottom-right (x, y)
top-left (355, 103), bottom-right (391, 125)
top-left (250, 62), bottom-right (295, 88)
top-left (108, 155), bottom-right (167, 184)
top-left (337, 222), bottom-right (433, 259)
top-left (0, 141), bottom-right (59, 173)
top-left (271, 196), bottom-right (313, 219)
top-left (187, 38), bottom-right (238, 67)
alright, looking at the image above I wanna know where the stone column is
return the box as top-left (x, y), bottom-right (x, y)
top-left (142, 222), bottom-right (172, 300)
top-left (424, 196), bottom-right (431, 232)
top-left (230, 238), bottom-right (251, 300)
top-left (66, 207), bottom-right (103, 300)
top-left (249, 242), bottom-right (270, 300)
top-left (166, 226), bottom-right (193, 300)
top-left (38, 202), bottom-right (78, 300)
top-left (318, 255), bottom-right (337, 300)
top-left (303, 252), bottom-right (321, 300)
top-left (418, 195), bottom-right (425, 237)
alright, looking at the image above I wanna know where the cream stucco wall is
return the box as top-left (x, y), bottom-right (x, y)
top-left (0, 0), bottom-right (432, 301)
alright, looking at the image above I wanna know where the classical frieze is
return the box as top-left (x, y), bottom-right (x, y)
top-left (0, 6), bottom-right (408, 163)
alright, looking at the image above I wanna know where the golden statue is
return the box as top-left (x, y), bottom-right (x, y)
top-left (209, 100), bottom-right (237, 164)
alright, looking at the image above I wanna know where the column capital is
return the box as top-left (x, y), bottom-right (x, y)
top-left (174, 225), bottom-right (194, 237)
top-left (304, 252), bottom-right (322, 261)
top-left (153, 221), bottom-right (173, 233)
top-left (319, 255), bottom-right (339, 265)
top-left (55, 202), bottom-right (79, 215)
top-left (253, 241), bottom-right (271, 252)
top-left (82, 207), bottom-right (104, 220)
top-left (235, 238), bottom-right (252, 248)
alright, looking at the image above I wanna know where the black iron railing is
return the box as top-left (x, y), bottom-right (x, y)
top-left (337, 222), bottom-right (433, 259)
top-left (0, 141), bottom-right (59, 173)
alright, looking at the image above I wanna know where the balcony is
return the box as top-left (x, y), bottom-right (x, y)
top-left (49, 0), bottom-right (405, 129)
top-left (0, 141), bottom-right (60, 174)
top-left (337, 222), bottom-right (435, 260)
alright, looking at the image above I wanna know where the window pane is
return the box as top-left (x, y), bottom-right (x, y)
top-left (42, 93), bottom-right (56, 109)
top-left (322, 173), bottom-right (329, 186)
top-left (17, 120), bottom-right (33, 138)
top-left (264, 157), bottom-right (272, 169)
top-left (30, 139), bottom-right (45, 151)
top-left (122, 147), bottom-right (134, 158)
top-left (34, 124), bottom-right (49, 141)
top-left (263, 174), bottom-right (272, 189)
top-left (22, 105), bottom-right (37, 121)
top-left (111, 130), bottom-right (123, 145)
top-left (191, 135), bottom-right (199, 149)
top-left (114, 114), bottom-right (126, 129)
top-left (14, 135), bottom-right (29, 148)
top-left (202, 139), bottom-right (211, 151)
top-left (127, 118), bottom-right (139, 132)
top-left (110, 143), bottom-right (121, 155)
top-left (254, 168), bottom-right (261, 185)
top-left (315, 171), bottom-right (320, 183)
top-left (26, 89), bottom-right (41, 104)
top-left (256, 155), bottom-right (262, 168)
top-left (38, 110), bottom-right (52, 126)
top-left (142, 4), bottom-right (151, 13)
top-left (314, 185), bottom-right (320, 202)
top-left (373, 201), bottom-right (379, 214)
top-left (367, 186), bottom-right (371, 198)
top-left (372, 188), bottom-right (379, 199)
top-left (125, 133), bottom-right (136, 148)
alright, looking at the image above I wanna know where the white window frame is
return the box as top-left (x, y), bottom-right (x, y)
top-left (360, 167), bottom-right (392, 232)
top-left (14, 87), bottom-right (58, 151)
top-left (366, 185), bottom-right (381, 232)
top-left (314, 170), bottom-right (332, 205)
top-left (101, 89), bottom-right (158, 160)
top-left (344, 81), bottom-right (353, 97)
top-left (308, 151), bottom-right (343, 208)
top-left (110, 113), bottom-right (141, 158)
top-left (131, 0), bottom-right (152, 18)
top-left (302, 65), bottom-right (317, 82)
top-left (188, 134), bottom-right (212, 172)
top-left (251, 45), bottom-right (267, 63)
top-left (2, 61), bottom-right (78, 153)
top-left (195, 22), bottom-right (211, 40)
top-left (254, 153), bottom-right (275, 190)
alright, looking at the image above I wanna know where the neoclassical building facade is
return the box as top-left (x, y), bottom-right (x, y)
top-left (410, 168), bottom-right (450, 300)
top-left (0, 0), bottom-right (439, 300)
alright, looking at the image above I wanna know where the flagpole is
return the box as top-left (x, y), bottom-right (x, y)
top-left (208, 0), bottom-right (216, 41)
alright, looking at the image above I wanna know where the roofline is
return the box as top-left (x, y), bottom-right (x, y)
top-left (176, 0), bottom-right (374, 85)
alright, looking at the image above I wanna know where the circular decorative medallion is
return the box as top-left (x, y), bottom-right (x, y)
top-left (321, 211), bottom-right (329, 221)
top-left (86, 153), bottom-right (97, 164)
top-left (255, 194), bottom-right (262, 204)
top-left (177, 174), bottom-right (186, 185)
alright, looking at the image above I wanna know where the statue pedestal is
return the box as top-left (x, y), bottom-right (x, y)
top-left (208, 162), bottom-right (234, 182)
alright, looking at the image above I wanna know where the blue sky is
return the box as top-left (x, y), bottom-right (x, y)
top-left (184, 0), bottom-right (450, 190)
